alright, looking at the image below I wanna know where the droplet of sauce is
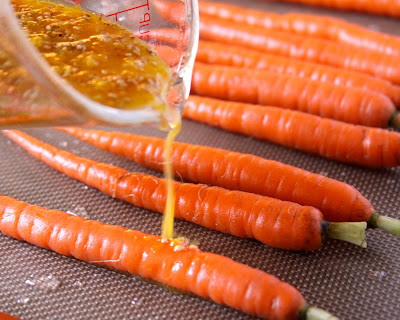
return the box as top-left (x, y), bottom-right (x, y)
top-left (59, 141), bottom-right (68, 148)
top-left (369, 270), bottom-right (387, 281)
top-left (67, 205), bottom-right (90, 219)
top-left (17, 296), bottom-right (30, 304)
top-left (24, 274), bottom-right (61, 291)
top-left (131, 297), bottom-right (143, 306)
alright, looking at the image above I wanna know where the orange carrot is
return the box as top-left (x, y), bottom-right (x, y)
top-left (148, 29), bottom-right (184, 47)
top-left (191, 62), bottom-right (398, 128)
top-left (0, 194), bottom-right (329, 320)
top-left (183, 96), bottom-right (400, 169)
top-left (273, 0), bottom-right (400, 18)
top-left (0, 106), bottom-right (72, 127)
top-left (154, 0), bottom-right (186, 26)
top-left (196, 40), bottom-right (400, 107)
top-left (198, 16), bottom-right (400, 84)
top-left (0, 312), bottom-right (22, 320)
top-left (197, 1), bottom-right (400, 55)
top-left (57, 125), bottom-right (400, 238)
top-left (154, 45), bottom-right (182, 68)
top-left (4, 130), bottom-right (368, 250)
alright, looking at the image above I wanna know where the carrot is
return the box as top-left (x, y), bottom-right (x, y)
top-left (0, 106), bottom-right (73, 127)
top-left (197, 1), bottom-right (400, 56)
top-left (0, 312), bottom-right (22, 320)
top-left (148, 29), bottom-right (184, 47)
top-left (154, 45), bottom-right (181, 68)
top-left (191, 62), bottom-right (399, 129)
top-left (4, 129), bottom-right (367, 250)
top-left (154, 0), bottom-right (186, 26)
top-left (56, 124), bottom-right (400, 238)
top-left (198, 16), bottom-right (400, 84)
top-left (272, 0), bottom-right (400, 18)
top-left (0, 194), bottom-right (339, 320)
top-left (196, 41), bottom-right (400, 107)
top-left (183, 95), bottom-right (400, 168)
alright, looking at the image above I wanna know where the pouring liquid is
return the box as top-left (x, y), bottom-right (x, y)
top-left (161, 119), bottom-right (181, 239)
top-left (9, 0), bottom-right (182, 238)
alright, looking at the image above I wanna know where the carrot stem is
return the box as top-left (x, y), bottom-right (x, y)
top-left (305, 306), bottom-right (340, 320)
top-left (369, 213), bottom-right (400, 238)
top-left (326, 222), bottom-right (367, 248)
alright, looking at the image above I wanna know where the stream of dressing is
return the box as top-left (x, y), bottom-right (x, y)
top-left (161, 118), bottom-right (182, 239)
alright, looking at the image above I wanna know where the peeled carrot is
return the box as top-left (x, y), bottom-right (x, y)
top-left (0, 312), bottom-right (22, 320)
top-left (154, 0), bottom-right (186, 26)
top-left (4, 129), bottom-right (367, 250)
top-left (0, 106), bottom-right (72, 127)
top-left (0, 194), bottom-right (339, 320)
top-left (197, 1), bottom-right (400, 56)
top-left (191, 62), bottom-right (399, 129)
top-left (148, 29), bottom-right (183, 47)
top-left (275, 0), bottom-right (400, 18)
top-left (196, 41), bottom-right (400, 107)
top-left (183, 95), bottom-right (400, 168)
top-left (154, 45), bottom-right (181, 68)
top-left (56, 125), bottom-right (400, 238)
top-left (198, 16), bottom-right (400, 84)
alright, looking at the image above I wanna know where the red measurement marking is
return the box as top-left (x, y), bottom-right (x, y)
top-left (138, 12), bottom-right (151, 43)
top-left (72, 0), bottom-right (82, 4)
top-left (106, 0), bottom-right (150, 22)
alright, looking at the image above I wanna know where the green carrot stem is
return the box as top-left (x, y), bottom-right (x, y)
top-left (369, 213), bottom-right (400, 238)
top-left (326, 222), bottom-right (367, 248)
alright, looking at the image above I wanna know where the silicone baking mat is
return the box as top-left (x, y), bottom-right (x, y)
top-left (1, 1), bottom-right (400, 319)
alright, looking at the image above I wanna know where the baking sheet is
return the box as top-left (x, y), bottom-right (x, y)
top-left (1, 1), bottom-right (400, 319)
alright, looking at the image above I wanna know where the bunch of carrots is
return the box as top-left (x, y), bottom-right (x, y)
top-left (2, 2), bottom-right (400, 320)
top-left (1, 125), bottom-right (399, 319)
top-left (154, 0), bottom-right (400, 167)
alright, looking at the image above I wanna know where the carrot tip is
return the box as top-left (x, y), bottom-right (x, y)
top-left (326, 222), bottom-right (367, 248)
top-left (306, 306), bottom-right (340, 320)
top-left (370, 213), bottom-right (400, 238)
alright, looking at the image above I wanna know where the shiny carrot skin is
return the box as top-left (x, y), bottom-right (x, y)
top-left (192, 62), bottom-right (398, 128)
top-left (183, 96), bottom-right (400, 169)
top-left (0, 195), bottom-right (307, 320)
top-left (4, 130), bottom-right (330, 251)
top-left (198, 1), bottom-right (400, 56)
top-left (276, 0), bottom-right (400, 18)
top-left (57, 125), bottom-right (376, 223)
top-left (197, 41), bottom-right (400, 107)
top-left (199, 16), bottom-right (400, 85)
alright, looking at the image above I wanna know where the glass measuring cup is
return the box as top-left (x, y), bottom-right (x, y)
top-left (0, 0), bottom-right (199, 128)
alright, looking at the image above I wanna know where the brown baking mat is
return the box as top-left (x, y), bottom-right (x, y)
top-left (1, 1), bottom-right (400, 320)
